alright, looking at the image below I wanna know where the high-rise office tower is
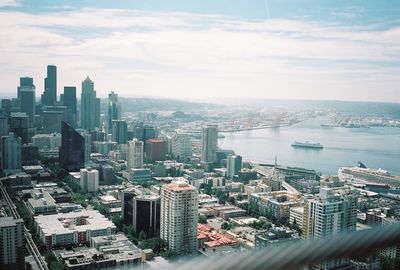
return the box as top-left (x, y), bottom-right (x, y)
top-left (0, 132), bottom-right (22, 174)
top-left (63, 86), bottom-right (77, 127)
top-left (0, 217), bottom-right (25, 270)
top-left (303, 177), bottom-right (358, 269)
top-left (171, 133), bottom-right (192, 161)
top-left (1, 99), bottom-right (12, 116)
top-left (227, 155), bottom-right (242, 179)
top-left (41, 106), bottom-right (67, 133)
top-left (108, 91), bottom-right (121, 133)
top-left (112, 120), bottom-right (128, 144)
top-left (80, 167), bottom-right (99, 193)
top-left (9, 112), bottom-right (29, 144)
top-left (0, 114), bottom-right (8, 137)
top-left (160, 181), bottom-right (198, 255)
top-left (201, 124), bottom-right (218, 163)
top-left (133, 194), bottom-right (160, 238)
top-left (59, 121), bottom-right (85, 171)
top-left (127, 139), bottom-right (144, 170)
top-left (41, 65), bottom-right (57, 106)
top-left (17, 77), bottom-right (34, 99)
top-left (145, 139), bottom-right (167, 163)
top-left (80, 76), bottom-right (99, 131)
top-left (18, 77), bottom-right (36, 126)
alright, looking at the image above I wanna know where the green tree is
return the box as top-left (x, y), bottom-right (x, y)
top-left (228, 196), bottom-right (236, 205)
top-left (138, 231), bottom-right (147, 241)
top-left (198, 215), bottom-right (208, 224)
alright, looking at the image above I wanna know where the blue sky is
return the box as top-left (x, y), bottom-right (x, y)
top-left (1, 0), bottom-right (400, 102)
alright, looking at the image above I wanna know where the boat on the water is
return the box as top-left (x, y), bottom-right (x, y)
top-left (291, 141), bottom-right (323, 149)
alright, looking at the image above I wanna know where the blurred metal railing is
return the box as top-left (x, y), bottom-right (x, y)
top-left (172, 223), bottom-right (400, 270)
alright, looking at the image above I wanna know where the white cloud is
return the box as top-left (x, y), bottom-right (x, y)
top-left (0, 8), bottom-right (399, 102)
top-left (0, 0), bottom-right (20, 8)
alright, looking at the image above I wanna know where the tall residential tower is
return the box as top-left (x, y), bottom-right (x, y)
top-left (160, 181), bottom-right (198, 255)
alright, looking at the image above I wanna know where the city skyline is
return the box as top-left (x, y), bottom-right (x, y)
top-left (1, 1), bottom-right (400, 102)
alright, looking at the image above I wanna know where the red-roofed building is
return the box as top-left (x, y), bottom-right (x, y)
top-left (197, 224), bottom-right (238, 251)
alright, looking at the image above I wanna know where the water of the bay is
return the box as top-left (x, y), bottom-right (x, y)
top-left (218, 116), bottom-right (400, 176)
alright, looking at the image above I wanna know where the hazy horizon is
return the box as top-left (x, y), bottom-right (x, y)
top-left (1, 0), bottom-right (400, 102)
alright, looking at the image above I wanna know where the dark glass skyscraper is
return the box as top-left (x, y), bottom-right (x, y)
top-left (63, 86), bottom-right (77, 127)
top-left (60, 121), bottom-right (85, 172)
top-left (41, 65), bottom-right (57, 106)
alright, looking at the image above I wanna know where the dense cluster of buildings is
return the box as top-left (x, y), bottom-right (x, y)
top-left (1, 64), bottom-right (399, 270)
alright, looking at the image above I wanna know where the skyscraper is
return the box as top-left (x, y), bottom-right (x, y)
top-left (59, 121), bottom-right (85, 171)
top-left (80, 76), bottom-right (99, 131)
top-left (108, 91), bottom-right (121, 133)
top-left (1, 99), bottom-right (12, 116)
top-left (18, 78), bottom-right (36, 126)
top-left (63, 86), bottom-right (77, 127)
top-left (0, 217), bottom-right (25, 270)
top-left (41, 65), bottom-right (57, 106)
top-left (17, 77), bottom-right (33, 99)
top-left (0, 114), bottom-right (8, 137)
top-left (80, 167), bottom-right (99, 193)
top-left (127, 139), bottom-right (144, 170)
top-left (0, 132), bottom-right (22, 174)
top-left (160, 181), bottom-right (198, 255)
top-left (9, 112), bottom-right (29, 144)
top-left (227, 155), bottom-right (242, 179)
top-left (201, 124), bottom-right (218, 163)
top-left (112, 120), bottom-right (128, 144)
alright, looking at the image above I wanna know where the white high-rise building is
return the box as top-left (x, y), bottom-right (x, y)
top-left (160, 181), bottom-right (198, 255)
top-left (127, 139), bottom-right (143, 170)
top-left (1, 132), bottom-right (21, 174)
top-left (171, 133), bottom-right (192, 161)
top-left (303, 177), bottom-right (357, 269)
top-left (80, 168), bottom-right (99, 193)
top-left (201, 125), bottom-right (218, 163)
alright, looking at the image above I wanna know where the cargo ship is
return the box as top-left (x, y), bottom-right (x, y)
top-left (291, 141), bottom-right (323, 149)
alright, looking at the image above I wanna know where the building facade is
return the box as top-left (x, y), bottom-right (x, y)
top-left (0, 217), bottom-right (25, 270)
top-left (127, 139), bottom-right (144, 170)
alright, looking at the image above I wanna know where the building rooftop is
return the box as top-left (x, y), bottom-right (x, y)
top-left (166, 181), bottom-right (195, 191)
top-left (35, 210), bottom-right (116, 236)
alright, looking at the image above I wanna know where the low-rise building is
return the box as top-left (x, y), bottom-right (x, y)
top-left (27, 190), bottom-right (57, 216)
top-left (255, 227), bottom-right (300, 249)
top-left (249, 191), bottom-right (303, 224)
top-left (34, 210), bottom-right (116, 248)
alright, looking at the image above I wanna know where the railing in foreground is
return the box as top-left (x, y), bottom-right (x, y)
top-left (173, 223), bottom-right (400, 270)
